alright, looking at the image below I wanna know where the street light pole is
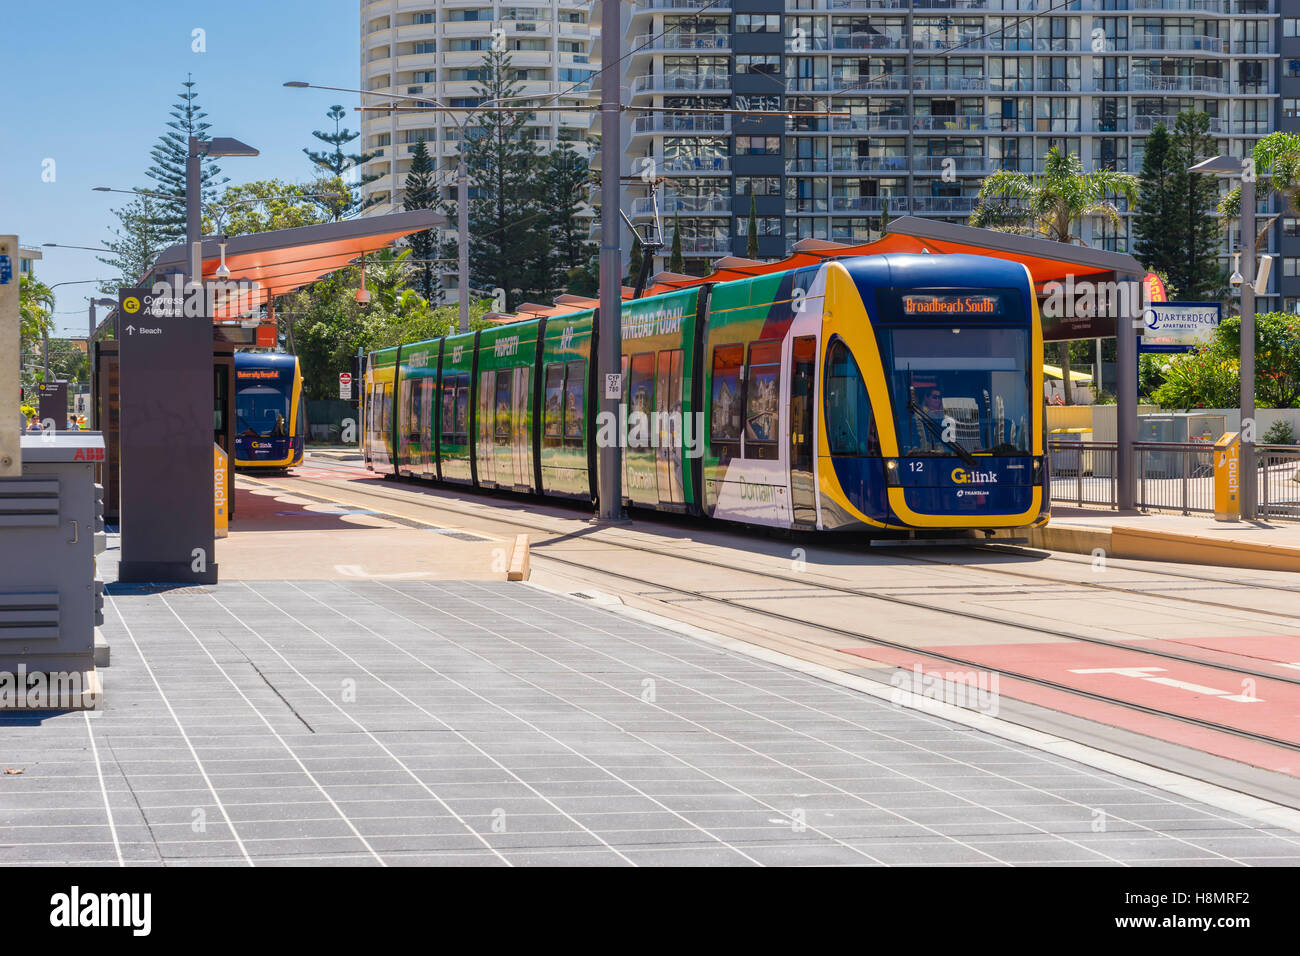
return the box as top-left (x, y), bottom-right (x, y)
top-left (459, 153), bottom-right (470, 333)
top-left (1239, 173), bottom-right (1257, 520)
top-left (596, 0), bottom-right (624, 522)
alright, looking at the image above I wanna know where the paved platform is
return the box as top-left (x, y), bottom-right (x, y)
top-left (1008, 508), bottom-right (1300, 573)
top-left (4, 579), bottom-right (1300, 866)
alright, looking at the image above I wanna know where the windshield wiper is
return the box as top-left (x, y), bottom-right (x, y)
top-left (907, 400), bottom-right (979, 470)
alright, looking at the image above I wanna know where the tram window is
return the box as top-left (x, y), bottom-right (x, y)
top-left (441, 377), bottom-right (456, 443)
top-left (744, 340), bottom-right (781, 458)
top-left (495, 370), bottom-right (512, 440)
top-left (825, 339), bottom-right (879, 457)
top-left (710, 344), bottom-right (744, 444)
top-left (544, 363), bottom-right (564, 443)
top-left (455, 373), bottom-right (469, 440)
top-left (627, 353), bottom-right (655, 451)
top-left (564, 361), bottom-right (585, 443)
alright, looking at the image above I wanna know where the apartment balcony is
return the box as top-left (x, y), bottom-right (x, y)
top-left (632, 0), bottom-right (730, 11)
top-left (631, 72), bottom-right (731, 96)
top-left (630, 33), bottom-right (730, 54)
top-left (910, 75), bottom-right (988, 92)
top-left (913, 115), bottom-right (990, 132)
top-left (657, 154), bottom-right (731, 175)
top-left (828, 0), bottom-right (909, 7)
top-left (829, 196), bottom-right (892, 213)
top-left (630, 196), bottom-right (730, 217)
top-left (829, 33), bottom-right (907, 51)
top-left (911, 0), bottom-right (990, 8)
top-left (911, 156), bottom-right (991, 175)
top-left (911, 196), bottom-right (979, 215)
top-left (1130, 114), bottom-right (1230, 134)
top-left (1131, 74), bottom-right (1229, 94)
top-left (630, 114), bottom-right (731, 136)
top-left (1129, 33), bottom-right (1229, 54)
top-left (788, 114), bottom-right (912, 133)
top-left (1129, 0), bottom-right (1231, 12)
top-left (676, 237), bottom-right (733, 257)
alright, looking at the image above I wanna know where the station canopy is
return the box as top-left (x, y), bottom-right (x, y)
top-left (140, 209), bottom-right (443, 320)
top-left (642, 217), bottom-right (1144, 297)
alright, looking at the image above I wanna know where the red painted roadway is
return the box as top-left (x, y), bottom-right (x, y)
top-left (840, 639), bottom-right (1300, 777)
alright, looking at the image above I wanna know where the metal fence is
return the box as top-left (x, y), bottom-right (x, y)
top-left (1046, 439), bottom-right (1117, 509)
top-left (1047, 439), bottom-right (1300, 521)
top-left (1134, 441), bottom-right (1217, 515)
top-left (1258, 444), bottom-right (1300, 521)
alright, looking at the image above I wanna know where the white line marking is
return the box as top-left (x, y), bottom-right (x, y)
top-left (105, 593), bottom-right (254, 867)
top-left (218, 583), bottom-right (514, 867)
top-left (82, 711), bottom-right (123, 867)
top-left (157, 594), bottom-right (387, 866)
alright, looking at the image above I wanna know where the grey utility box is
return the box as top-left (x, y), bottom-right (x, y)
top-left (0, 433), bottom-right (105, 677)
top-left (1137, 413), bottom-right (1226, 479)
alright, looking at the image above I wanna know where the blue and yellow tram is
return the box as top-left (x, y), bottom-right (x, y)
top-left (234, 352), bottom-right (305, 470)
top-left (362, 253), bottom-right (1047, 534)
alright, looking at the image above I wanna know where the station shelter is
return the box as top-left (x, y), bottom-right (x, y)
top-left (90, 210), bottom-right (441, 522)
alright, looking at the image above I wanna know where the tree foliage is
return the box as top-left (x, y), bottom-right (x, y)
top-left (1151, 312), bottom-right (1300, 409)
top-left (1218, 131), bottom-right (1300, 250)
top-left (402, 138), bottom-right (439, 300)
top-left (970, 145), bottom-right (1138, 244)
top-left (304, 105), bottom-right (379, 220)
top-left (203, 178), bottom-right (345, 236)
top-left (97, 193), bottom-right (170, 292)
top-left (1163, 111), bottom-right (1227, 300)
top-left (145, 75), bottom-right (227, 245)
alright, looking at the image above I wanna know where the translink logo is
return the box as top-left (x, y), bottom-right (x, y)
top-left (951, 468), bottom-right (998, 485)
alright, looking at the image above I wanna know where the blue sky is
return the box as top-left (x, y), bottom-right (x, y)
top-left (1, 0), bottom-right (360, 334)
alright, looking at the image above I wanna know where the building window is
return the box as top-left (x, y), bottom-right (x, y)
top-left (736, 177), bottom-right (781, 197)
top-left (739, 135), bottom-right (780, 155)
top-left (736, 55), bottom-right (781, 76)
top-left (1285, 18), bottom-right (1300, 38)
top-left (1284, 257), bottom-right (1300, 278)
top-left (1284, 218), bottom-right (1300, 239)
top-left (736, 14), bottom-right (780, 33)
top-left (737, 216), bottom-right (782, 237)
top-left (1286, 99), bottom-right (1300, 121)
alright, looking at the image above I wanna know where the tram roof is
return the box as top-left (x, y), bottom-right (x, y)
top-left (641, 217), bottom-right (1144, 297)
top-left (140, 209), bottom-right (444, 319)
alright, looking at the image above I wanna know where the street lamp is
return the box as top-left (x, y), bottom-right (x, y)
top-left (1189, 154), bottom-right (1259, 519)
top-left (284, 80), bottom-right (540, 333)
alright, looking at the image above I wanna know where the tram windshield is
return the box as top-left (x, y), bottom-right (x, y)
top-left (880, 327), bottom-right (1032, 457)
top-left (236, 384), bottom-right (290, 438)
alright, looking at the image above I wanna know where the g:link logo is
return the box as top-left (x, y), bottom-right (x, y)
top-left (951, 468), bottom-right (998, 485)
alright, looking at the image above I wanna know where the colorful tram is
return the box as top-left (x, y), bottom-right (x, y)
top-left (234, 352), bottom-right (305, 470)
top-left (362, 253), bottom-right (1049, 534)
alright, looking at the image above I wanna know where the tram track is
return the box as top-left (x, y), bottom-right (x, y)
top-left (245, 461), bottom-right (1300, 776)
top-left (254, 466), bottom-right (1300, 693)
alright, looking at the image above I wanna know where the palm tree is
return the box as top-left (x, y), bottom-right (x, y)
top-left (364, 247), bottom-right (415, 312)
top-left (969, 145), bottom-right (1139, 245)
top-left (970, 146), bottom-right (1140, 403)
top-left (1217, 131), bottom-right (1300, 248)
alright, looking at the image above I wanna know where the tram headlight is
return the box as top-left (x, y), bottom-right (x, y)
top-left (884, 458), bottom-right (901, 486)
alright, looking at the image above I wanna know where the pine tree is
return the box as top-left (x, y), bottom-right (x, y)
top-left (1167, 110), bottom-right (1227, 300)
top-left (746, 194), bottom-right (759, 259)
top-left (304, 105), bottom-right (380, 220)
top-left (98, 193), bottom-right (169, 292)
top-left (403, 138), bottom-right (438, 300)
top-left (145, 75), bottom-right (227, 245)
top-left (442, 49), bottom-right (549, 310)
top-left (880, 198), bottom-right (892, 236)
top-left (669, 215), bottom-right (684, 274)
top-left (625, 237), bottom-right (643, 287)
top-left (540, 141), bottom-right (595, 290)
top-left (1132, 123), bottom-right (1178, 279)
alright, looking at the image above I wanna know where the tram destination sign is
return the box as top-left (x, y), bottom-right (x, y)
top-left (116, 285), bottom-right (217, 584)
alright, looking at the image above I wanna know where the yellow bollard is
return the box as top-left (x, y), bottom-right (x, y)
top-left (1213, 432), bottom-right (1240, 521)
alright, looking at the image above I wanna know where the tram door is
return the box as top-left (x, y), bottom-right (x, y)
top-left (510, 366), bottom-right (531, 491)
top-left (655, 348), bottom-right (685, 507)
top-left (420, 378), bottom-right (435, 478)
top-left (790, 336), bottom-right (818, 527)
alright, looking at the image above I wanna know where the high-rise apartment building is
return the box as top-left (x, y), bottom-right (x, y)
top-left (602, 0), bottom-right (1287, 310)
top-left (359, 1), bottom-right (596, 300)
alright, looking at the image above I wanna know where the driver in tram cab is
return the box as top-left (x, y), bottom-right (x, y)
top-left (913, 385), bottom-right (947, 450)
top-left (271, 413), bottom-right (287, 438)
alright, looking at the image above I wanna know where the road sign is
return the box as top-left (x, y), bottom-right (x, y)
top-left (339, 371), bottom-right (353, 400)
